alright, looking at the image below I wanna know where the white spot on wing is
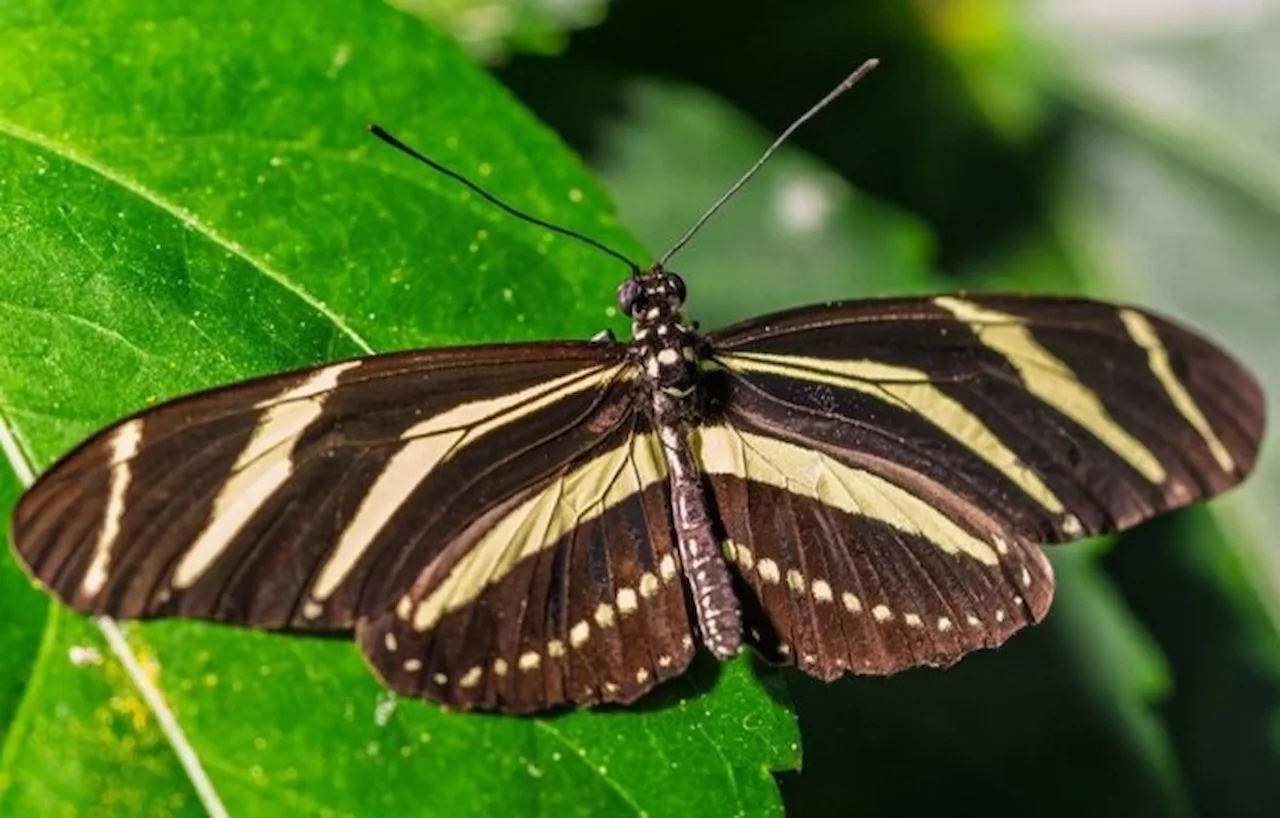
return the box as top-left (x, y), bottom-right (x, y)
top-left (594, 603), bottom-right (616, 628)
top-left (659, 554), bottom-right (677, 581)
top-left (758, 559), bottom-right (781, 584)
top-left (617, 587), bottom-right (638, 614)
top-left (1062, 514), bottom-right (1084, 537)
top-left (812, 579), bottom-right (833, 602)
top-left (639, 573), bottom-right (660, 598)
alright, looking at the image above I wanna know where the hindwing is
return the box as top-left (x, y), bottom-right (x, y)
top-left (357, 415), bottom-right (695, 712)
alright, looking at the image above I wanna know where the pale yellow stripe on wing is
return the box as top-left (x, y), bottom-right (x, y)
top-left (1119, 309), bottom-right (1234, 472)
top-left (310, 429), bottom-right (468, 604)
top-left (411, 432), bottom-right (667, 632)
top-left (172, 362), bottom-right (361, 588)
top-left (716, 351), bottom-right (1064, 514)
top-left (81, 419), bottom-right (144, 597)
top-left (935, 297), bottom-right (1166, 484)
top-left (695, 425), bottom-right (999, 566)
top-left (306, 364), bottom-right (626, 605)
top-left (409, 365), bottom-right (621, 437)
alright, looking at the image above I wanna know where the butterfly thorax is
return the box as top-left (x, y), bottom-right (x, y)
top-left (618, 268), bottom-right (743, 660)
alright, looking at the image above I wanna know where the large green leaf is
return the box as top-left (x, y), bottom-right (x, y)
top-left (0, 1), bottom-right (798, 814)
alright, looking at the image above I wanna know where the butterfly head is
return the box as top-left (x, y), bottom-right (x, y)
top-left (617, 269), bottom-right (687, 319)
top-left (622, 269), bottom-right (699, 395)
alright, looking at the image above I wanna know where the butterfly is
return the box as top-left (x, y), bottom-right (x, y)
top-left (8, 61), bottom-right (1266, 713)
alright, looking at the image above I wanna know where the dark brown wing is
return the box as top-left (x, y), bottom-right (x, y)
top-left (357, 413), bottom-right (695, 713)
top-left (10, 341), bottom-right (639, 632)
top-left (699, 429), bottom-right (1052, 681)
top-left (702, 294), bottom-right (1264, 677)
top-left (708, 294), bottom-right (1263, 544)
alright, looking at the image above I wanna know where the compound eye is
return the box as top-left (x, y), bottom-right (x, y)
top-left (665, 273), bottom-right (687, 303)
top-left (616, 278), bottom-right (643, 316)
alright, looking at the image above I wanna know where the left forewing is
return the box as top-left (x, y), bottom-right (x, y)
top-left (10, 342), bottom-right (633, 632)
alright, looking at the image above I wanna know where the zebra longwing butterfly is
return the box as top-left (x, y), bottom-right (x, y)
top-left (8, 62), bottom-right (1266, 714)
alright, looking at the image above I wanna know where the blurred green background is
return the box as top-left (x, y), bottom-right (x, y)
top-left (1, 1), bottom-right (1277, 816)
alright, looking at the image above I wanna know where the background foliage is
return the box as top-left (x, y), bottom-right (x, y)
top-left (1, 1), bottom-right (1277, 816)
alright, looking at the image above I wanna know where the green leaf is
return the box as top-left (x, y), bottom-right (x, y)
top-left (0, 1), bottom-right (798, 815)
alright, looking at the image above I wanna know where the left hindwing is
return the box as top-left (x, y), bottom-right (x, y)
top-left (703, 294), bottom-right (1264, 677)
top-left (357, 412), bottom-right (696, 713)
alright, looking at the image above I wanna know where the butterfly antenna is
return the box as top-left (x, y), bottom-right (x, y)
top-left (368, 124), bottom-right (641, 273)
top-left (657, 57), bottom-right (880, 268)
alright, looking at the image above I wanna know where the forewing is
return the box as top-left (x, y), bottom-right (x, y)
top-left (702, 294), bottom-right (1263, 678)
top-left (10, 341), bottom-right (635, 631)
top-left (708, 294), bottom-right (1264, 544)
top-left (356, 416), bottom-right (696, 713)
